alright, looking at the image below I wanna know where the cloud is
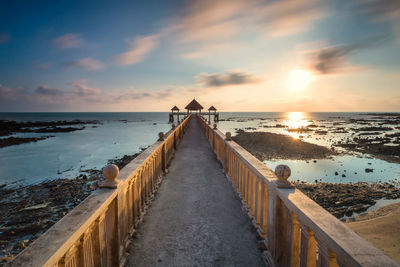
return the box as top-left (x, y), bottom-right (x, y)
top-left (250, 0), bottom-right (327, 37)
top-left (64, 58), bottom-right (105, 71)
top-left (174, 0), bottom-right (327, 43)
top-left (358, 0), bottom-right (400, 36)
top-left (0, 33), bottom-right (10, 44)
top-left (197, 71), bottom-right (262, 87)
top-left (36, 86), bottom-right (65, 95)
top-left (161, 0), bottom-right (327, 59)
top-left (53, 33), bottom-right (84, 49)
top-left (308, 37), bottom-right (388, 74)
top-left (114, 35), bottom-right (159, 65)
top-left (67, 79), bottom-right (105, 103)
top-left (118, 87), bottom-right (174, 100)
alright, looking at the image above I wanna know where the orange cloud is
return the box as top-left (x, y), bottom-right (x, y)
top-left (114, 35), bottom-right (159, 65)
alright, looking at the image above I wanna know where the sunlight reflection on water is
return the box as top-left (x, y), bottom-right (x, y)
top-left (283, 112), bottom-right (311, 139)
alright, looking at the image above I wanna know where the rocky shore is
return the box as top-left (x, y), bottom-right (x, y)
top-left (224, 112), bottom-right (400, 164)
top-left (0, 150), bottom-right (143, 264)
top-left (293, 181), bottom-right (400, 219)
top-left (0, 136), bottom-right (55, 148)
top-left (0, 120), bottom-right (99, 148)
top-left (232, 129), bottom-right (336, 160)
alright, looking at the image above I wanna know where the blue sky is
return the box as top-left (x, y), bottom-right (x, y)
top-left (0, 0), bottom-right (399, 111)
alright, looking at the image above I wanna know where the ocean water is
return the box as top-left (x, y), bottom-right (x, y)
top-left (0, 113), bottom-right (171, 184)
top-left (0, 112), bottom-right (399, 185)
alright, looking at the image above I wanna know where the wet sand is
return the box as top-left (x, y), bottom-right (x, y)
top-left (233, 129), bottom-right (336, 160)
top-left (347, 203), bottom-right (400, 263)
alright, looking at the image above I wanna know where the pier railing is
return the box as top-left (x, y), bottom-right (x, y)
top-left (10, 115), bottom-right (192, 267)
top-left (199, 117), bottom-right (398, 267)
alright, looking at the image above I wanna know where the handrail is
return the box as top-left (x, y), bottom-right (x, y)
top-left (9, 114), bottom-right (192, 267)
top-left (198, 116), bottom-right (398, 267)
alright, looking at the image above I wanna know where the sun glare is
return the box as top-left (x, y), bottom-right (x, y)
top-left (286, 69), bottom-right (314, 90)
top-left (284, 112), bottom-right (310, 139)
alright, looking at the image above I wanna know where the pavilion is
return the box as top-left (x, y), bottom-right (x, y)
top-left (185, 99), bottom-right (203, 114)
top-left (169, 105), bottom-right (180, 122)
top-left (207, 105), bottom-right (219, 123)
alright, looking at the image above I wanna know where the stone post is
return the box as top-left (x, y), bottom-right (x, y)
top-left (275, 165), bottom-right (293, 188)
top-left (99, 164), bottom-right (120, 188)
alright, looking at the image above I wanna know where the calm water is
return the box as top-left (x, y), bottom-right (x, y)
top-left (0, 112), bottom-right (399, 185)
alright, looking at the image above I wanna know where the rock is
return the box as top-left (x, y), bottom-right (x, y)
top-left (365, 168), bottom-right (374, 173)
top-left (22, 203), bottom-right (49, 211)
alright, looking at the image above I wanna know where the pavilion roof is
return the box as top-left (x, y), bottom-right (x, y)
top-left (171, 105), bottom-right (180, 111)
top-left (208, 105), bottom-right (217, 111)
top-left (185, 99), bottom-right (203, 110)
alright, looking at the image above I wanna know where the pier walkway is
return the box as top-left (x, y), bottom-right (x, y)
top-left (125, 116), bottom-right (265, 266)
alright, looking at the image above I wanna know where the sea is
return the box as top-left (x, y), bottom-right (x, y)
top-left (0, 112), bottom-right (399, 185)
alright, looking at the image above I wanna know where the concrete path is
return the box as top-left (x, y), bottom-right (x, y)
top-left (125, 116), bottom-right (265, 267)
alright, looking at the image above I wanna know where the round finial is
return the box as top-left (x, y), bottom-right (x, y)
top-left (103, 164), bottom-right (119, 181)
top-left (275, 164), bottom-right (291, 185)
top-left (225, 132), bottom-right (232, 140)
top-left (99, 164), bottom-right (120, 188)
top-left (158, 132), bottom-right (165, 141)
top-left (213, 123), bottom-right (217, 129)
top-left (172, 123), bottom-right (176, 129)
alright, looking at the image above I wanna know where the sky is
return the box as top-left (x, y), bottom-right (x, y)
top-left (0, 0), bottom-right (399, 112)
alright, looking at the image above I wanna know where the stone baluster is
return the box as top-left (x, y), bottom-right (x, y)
top-left (300, 224), bottom-right (317, 267)
top-left (256, 179), bottom-right (262, 228)
top-left (251, 173), bottom-right (256, 219)
top-left (316, 238), bottom-right (339, 267)
top-left (261, 183), bottom-right (268, 239)
top-left (290, 212), bottom-right (301, 267)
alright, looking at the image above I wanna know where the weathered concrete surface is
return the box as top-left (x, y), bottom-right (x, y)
top-left (125, 116), bottom-right (265, 266)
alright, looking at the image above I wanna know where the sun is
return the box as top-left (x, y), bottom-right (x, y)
top-left (286, 69), bottom-right (314, 90)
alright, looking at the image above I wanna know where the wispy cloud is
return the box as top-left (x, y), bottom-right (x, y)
top-left (0, 79), bottom-right (177, 110)
top-left (250, 0), bottom-right (327, 37)
top-left (114, 35), bottom-right (159, 65)
top-left (0, 33), bottom-right (10, 44)
top-left (358, 0), bottom-right (400, 37)
top-left (175, 0), bottom-right (327, 41)
top-left (67, 79), bottom-right (107, 102)
top-left (63, 58), bottom-right (105, 71)
top-left (307, 37), bottom-right (388, 74)
top-left (117, 87), bottom-right (175, 100)
top-left (36, 86), bottom-right (65, 96)
top-left (167, 0), bottom-right (327, 58)
top-left (197, 71), bottom-right (262, 87)
top-left (53, 33), bottom-right (84, 49)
